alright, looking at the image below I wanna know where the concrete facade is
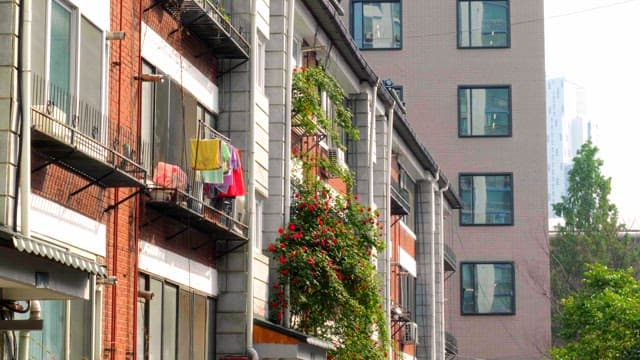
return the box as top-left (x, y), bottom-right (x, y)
top-left (344, 1), bottom-right (551, 359)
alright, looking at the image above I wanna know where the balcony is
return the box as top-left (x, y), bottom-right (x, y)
top-left (444, 243), bottom-right (457, 272)
top-left (445, 332), bottom-right (458, 359)
top-left (30, 74), bottom-right (146, 194)
top-left (144, 123), bottom-right (248, 256)
top-left (156, 0), bottom-right (250, 59)
top-left (390, 180), bottom-right (410, 216)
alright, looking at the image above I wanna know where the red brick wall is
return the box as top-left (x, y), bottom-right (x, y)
top-left (102, 1), bottom-right (142, 358)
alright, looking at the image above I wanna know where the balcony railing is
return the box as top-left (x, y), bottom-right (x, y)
top-left (156, 0), bottom-right (250, 59)
top-left (444, 243), bottom-right (457, 272)
top-left (445, 331), bottom-right (458, 359)
top-left (390, 180), bottom-right (410, 216)
top-left (144, 121), bottom-right (248, 253)
top-left (30, 74), bottom-right (146, 193)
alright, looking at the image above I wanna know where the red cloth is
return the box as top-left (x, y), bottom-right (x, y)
top-left (217, 150), bottom-right (245, 197)
top-left (153, 162), bottom-right (187, 191)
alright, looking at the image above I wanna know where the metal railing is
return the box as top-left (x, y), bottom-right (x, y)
top-left (30, 73), bottom-right (146, 185)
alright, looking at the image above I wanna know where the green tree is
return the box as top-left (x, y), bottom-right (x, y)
top-left (551, 141), bottom-right (638, 319)
top-left (552, 264), bottom-right (640, 359)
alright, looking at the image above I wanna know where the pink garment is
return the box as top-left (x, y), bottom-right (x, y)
top-left (153, 162), bottom-right (187, 191)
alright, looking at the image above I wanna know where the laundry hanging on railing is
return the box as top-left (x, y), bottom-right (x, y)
top-left (216, 148), bottom-right (245, 198)
top-left (190, 138), bottom-right (221, 170)
top-left (153, 162), bottom-right (187, 191)
top-left (200, 141), bottom-right (231, 184)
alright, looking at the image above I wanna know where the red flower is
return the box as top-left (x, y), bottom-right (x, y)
top-left (268, 244), bottom-right (276, 252)
top-left (279, 256), bottom-right (286, 264)
top-left (307, 257), bottom-right (316, 266)
top-left (294, 192), bottom-right (300, 199)
top-left (281, 269), bottom-right (289, 276)
top-left (278, 227), bottom-right (284, 234)
top-left (292, 146), bottom-right (299, 155)
top-left (289, 223), bottom-right (296, 231)
top-left (354, 194), bottom-right (359, 200)
top-left (279, 242), bottom-right (286, 249)
top-left (300, 66), bottom-right (305, 72)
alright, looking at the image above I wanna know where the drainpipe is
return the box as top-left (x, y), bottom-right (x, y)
top-left (428, 169), bottom-right (439, 360)
top-left (368, 80), bottom-right (379, 207)
top-left (384, 101), bottom-right (395, 353)
top-left (437, 181), bottom-right (449, 359)
top-left (246, 0), bottom-right (258, 358)
top-left (18, 1), bottom-right (34, 358)
top-left (282, 0), bottom-right (296, 330)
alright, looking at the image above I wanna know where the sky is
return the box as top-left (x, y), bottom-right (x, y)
top-left (544, 0), bottom-right (640, 228)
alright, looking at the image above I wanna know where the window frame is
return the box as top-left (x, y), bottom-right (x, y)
top-left (458, 85), bottom-right (512, 138)
top-left (460, 261), bottom-right (516, 315)
top-left (398, 268), bottom-right (416, 319)
top-left (351, 0), bottom-right (403, 51)
top-left (459, 172), bottom-right (514, 226)
top-left (456, 0), bottom-right (511, 49)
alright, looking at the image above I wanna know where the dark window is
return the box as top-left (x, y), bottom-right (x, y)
top-left (458, 1), bottom-right (510, 48)
top-left (352, 1), bottom-right (402, 49)
top-left (458, 86), bottom-right (511, 137)
top-left (138, 274), bottom-right (216, 359)
top-left (460, 173), bottom-right (513, 225)
top-left (399, 166), bottom-right (416, 230)
top-left (399, 269), bottom-right (416, 318)
top-left (461, 262), bottom-right (515, 314)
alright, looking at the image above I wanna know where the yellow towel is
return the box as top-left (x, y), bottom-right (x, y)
top-left (190, 138), bottom-right (221, 170)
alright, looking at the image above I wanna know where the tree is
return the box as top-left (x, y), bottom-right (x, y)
top-left (550, 141), bottom-right (640, 344)
top-left (551, 141), bottom-right (638, 315)
top-left (552, 264), bottom-right (640, 359)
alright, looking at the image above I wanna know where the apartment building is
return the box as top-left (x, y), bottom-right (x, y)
top-left (1, 1), bottom-right (464, 359)
top-left (344, 1), bottom-right (551, 359)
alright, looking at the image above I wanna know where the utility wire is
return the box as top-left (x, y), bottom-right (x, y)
top-left (405, 0), bottom-right (640, 40)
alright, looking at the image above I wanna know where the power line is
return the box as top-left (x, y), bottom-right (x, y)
top-left (406, 0), bottom-right (640, 40)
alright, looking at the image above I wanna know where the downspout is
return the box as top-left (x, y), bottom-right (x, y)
top-left (18, 0), bottom-right (35, 359)
top-left (384, 101), bottom-right (395, 354)
top-left (437, 180), bottom-right (449, 359)
top-left (282, 0), bottom-right (296, 330)
top-left (246, 0), bottom-right (259, 358)
top-left (428, 169), bottom-right (440, 360)
top-left (368, 80), bottom-right (380, 207)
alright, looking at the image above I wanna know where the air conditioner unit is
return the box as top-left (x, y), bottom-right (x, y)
top-left (327, 147), bottom-right (346, 168)
top-left (402, 322), bottom-right (418, 344)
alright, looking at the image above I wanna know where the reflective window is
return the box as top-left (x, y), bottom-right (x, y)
top-left (460, 174), bottom-right (513, 225)
top-left (458, 1), bottom-right (509, 48)
top-left (462, 262), bottom-right (515, 314)
top-left (352, 1), bottom-right (402, 49)
top-left (459, 86), bottom-right (511, 137)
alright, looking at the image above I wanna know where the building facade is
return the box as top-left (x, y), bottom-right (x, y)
top-left (1, 1), bottom-right (461, 359)
top-left (344, 1), bottom-right (551, 359)
top-left (546, 77), bottom-right (591, 227)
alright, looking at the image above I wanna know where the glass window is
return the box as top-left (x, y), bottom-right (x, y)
top-left (352, 1), bottom-right (402, 49)
top-left (461, 262), bottom-right (515, 314)
top-left (399, 166), bottom-right (415, 230)
top-left (399, 270), bottom-right (416, 318)
top-left (459, 86), bottom-right (511, 137)
top-left (139, 274), bottom-right (216, 360)
top-left (458, 1), bottom-right (509, 48)
top-left (460, 174), bottom-right (513, 225)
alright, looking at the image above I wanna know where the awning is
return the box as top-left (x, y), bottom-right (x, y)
top-left (11, 234), bottom-right (107, 278)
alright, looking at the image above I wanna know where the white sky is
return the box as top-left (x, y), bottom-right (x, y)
top-left (544, 0), bottom-right (640, 228)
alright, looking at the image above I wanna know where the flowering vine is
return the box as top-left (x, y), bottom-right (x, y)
top-left (292, 66), bottom-right (359, 150)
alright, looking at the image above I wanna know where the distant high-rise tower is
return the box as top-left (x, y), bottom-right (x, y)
top-left (547, 78), bottom-right (591, 227)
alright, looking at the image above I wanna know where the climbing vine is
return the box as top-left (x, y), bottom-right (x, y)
top-left (269, 67), bottom-right (390, 359)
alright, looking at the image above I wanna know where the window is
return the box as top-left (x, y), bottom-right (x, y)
top-left (390, 85), bottom-right (403, 101)
top-left (138, 274), bottom-right (216, 359)
top-left (352, 0), bottom-right (402, 49)
top-left (399, 166), bottom-right (415, 230)
top-left (459, 173), bottom-right (513, 225)
top-left (461, 262), bottom-right (515, 315)
top-left (458, 1), bottom-right (510, 48)
top-left (15, 296), bottom-right (100, 359)
top-left (458, 86), bottom-right (511, 137)
top-left (32, 0), bottom-right (105, 137)
top-left (399, 269), bottom-right (416, 318)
